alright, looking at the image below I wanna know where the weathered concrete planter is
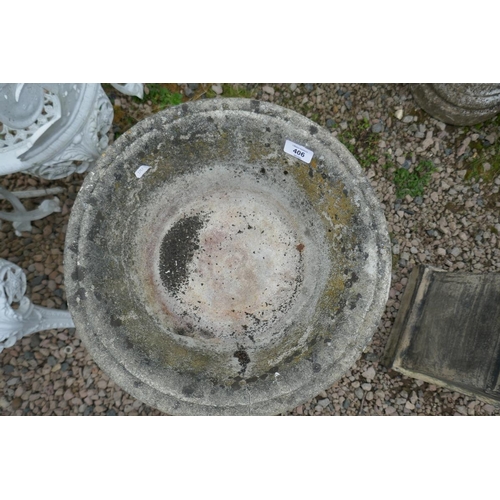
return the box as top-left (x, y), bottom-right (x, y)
top-left (411, 83), bottom-right (500, 126)
top-left (65, 98), bottom-right (391, 415)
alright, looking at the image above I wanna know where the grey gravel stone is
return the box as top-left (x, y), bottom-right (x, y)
top-left (31, 275), bottom-right (45, 286)
top-left (372, 122), bottom-right (384, 133)
top-left (30, 333), bottom-right (41, 348)
top-left (362, 367), bottom-right (376, 380)
top-left (483, 404), bottom-right (495, 414)
top-left (3, 364), bottom-right (15, 374)
top-left (83, 406), bottom-right (94, 416)
top-left (211, 84), bottom-right (223, 95)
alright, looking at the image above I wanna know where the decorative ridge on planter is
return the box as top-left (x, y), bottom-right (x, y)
top-left (65, 98), bottom-right (391, 415)
top-left (411, 83), bottom-right (500, 126)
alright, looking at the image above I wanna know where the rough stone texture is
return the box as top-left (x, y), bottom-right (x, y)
top-left (411, 84), bottom-right (500, 126)
top-left (383, 265), bottom-right (500, 404)
top-left (64, 98), bottom-right (391, 415)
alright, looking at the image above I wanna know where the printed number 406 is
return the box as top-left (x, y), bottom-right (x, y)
top-left (293, 148), bottom-right (305, 157)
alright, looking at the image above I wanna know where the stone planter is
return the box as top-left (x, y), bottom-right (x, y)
top-left (411, 83), bottom-right (500, 126)
top-left (65, 98), bottom-right (391, 415)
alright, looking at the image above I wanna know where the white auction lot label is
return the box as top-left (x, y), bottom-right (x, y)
top-left (284, 139), bottom-right (314, 164)
top-left (135, 165), bottom-right (151, 178)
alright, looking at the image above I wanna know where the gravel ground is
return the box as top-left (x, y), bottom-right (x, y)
top-left (1, 83), bottom-right (500, 416)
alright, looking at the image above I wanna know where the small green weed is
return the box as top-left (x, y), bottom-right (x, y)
top-left (206, 84), bottom-right (255, 99)
top-left (464, 147), bottom-right (500, 183)
top-left (453, 111), bottom-right (500, 183)
top-left (337, 118), bottom-right (379, 168)
top-left (464, 127), bottom-right (500, 183)
top-left (359, 117), bottom-right (371, 130)
top-left (337, 129), bottom-right (355, 154)
top-left (394, 159), bottom-right (436, 198)
top-left (143, 84), bottom-right (182, 110)
top-left (360, 149), bottom-right (378, 169)
top-left (383, 153), bottom-right (394, 170)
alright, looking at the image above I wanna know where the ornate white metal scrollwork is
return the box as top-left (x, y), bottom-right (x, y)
top-left (0, 82), bottom-right (143, 234)
top-left (0, 258), bottom-right (75, 353)
top-left (0, 83), bottom-right (143, 179)
top-left (0, 83), bottom-right (113, 178)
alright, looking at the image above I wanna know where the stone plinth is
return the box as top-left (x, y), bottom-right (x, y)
top-left (383, 265), bottom-right (500, 405)
top-left (65, 98), bottom-right (390, 415)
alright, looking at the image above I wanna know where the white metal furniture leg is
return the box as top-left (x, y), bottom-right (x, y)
top-left (0, 186), bottom-right (61, 236)
top-left (0, 258), bottom-right (74, 353)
